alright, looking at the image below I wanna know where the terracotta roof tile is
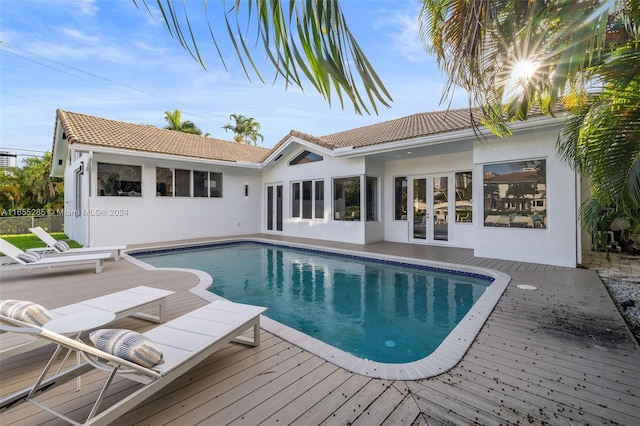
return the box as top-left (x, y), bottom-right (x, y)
top-left (319, 108), bottom-right (479, 148)
top-left (56, 110), bottom-right (270, 163)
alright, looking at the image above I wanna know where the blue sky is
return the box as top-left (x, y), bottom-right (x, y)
top-left (1, 0), bottom-right (468, 163)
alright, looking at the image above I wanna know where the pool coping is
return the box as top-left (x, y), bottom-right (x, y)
top-left (124, 237), bottom-right (511, 380)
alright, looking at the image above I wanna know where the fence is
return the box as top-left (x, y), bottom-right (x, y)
top-left (0, 215), bottom-right (64, 235)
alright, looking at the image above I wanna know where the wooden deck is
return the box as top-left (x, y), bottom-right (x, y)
top-left (1, 236), bottom-right (639, 425)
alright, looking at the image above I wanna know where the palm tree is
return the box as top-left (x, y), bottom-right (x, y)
top-left (222, 114), bottom-right (264, 145)
top-left (164, 110), bottom-right (203, 135)
top-left (12, 152), bottom-right (63, 210)
top-left (0, 170), bottom-right (22, 209)
top-left (420, 0), bottom-right (639, 241)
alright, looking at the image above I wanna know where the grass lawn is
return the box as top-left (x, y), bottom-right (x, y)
top-left (1, 233), bottom-right (81, 253)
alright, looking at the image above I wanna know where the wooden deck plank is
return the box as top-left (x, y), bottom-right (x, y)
top-left (289, 374), bottom-right (373, 426)
top-left (202, 353), bottom-right (325, 424)
top-left (120, 340), bottom-right (299, 425)
top-left (260, 366), bottom-right (353, 425)
top-left (380, 389), bottom-right (423, 426)
top-left (350, 383), bottom-right (407, 426)
top-left (318, 379), bottom-right (395, 426)
top-left (457, 355), bottom-right (640, 424)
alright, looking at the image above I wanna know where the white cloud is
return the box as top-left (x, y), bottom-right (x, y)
top-left (75, 0), bottom-right (99, 16)
top-left (56, 27), bottom-right (101, 44)
top-left (372, 6), bottom-right (430, 63)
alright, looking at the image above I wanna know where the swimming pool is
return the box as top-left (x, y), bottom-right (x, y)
top-left (130, 239), bottom-right (510, 380)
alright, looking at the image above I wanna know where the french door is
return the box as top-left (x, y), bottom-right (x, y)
top-left (410, 174), bottom-right (450, 242)
top-left (266, 184), bottom-right (283, 231)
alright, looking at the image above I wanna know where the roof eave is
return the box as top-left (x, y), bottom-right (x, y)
top-left (262, 134), bottom-right (335, 167)
top-left (50, 118), bottom-right (69, 178)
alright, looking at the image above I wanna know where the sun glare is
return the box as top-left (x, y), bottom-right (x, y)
top-left (511, 60), bottom-right (537, 81)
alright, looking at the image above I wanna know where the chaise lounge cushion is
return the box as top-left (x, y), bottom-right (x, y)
top-left (54, 240), bottom-right (70, 252)
top-left (0, 300), bottom-right (53, 326)
top-left (90, 329), bottom-right (165, 368)
top-left (16, 252), bottom-right (42, 263)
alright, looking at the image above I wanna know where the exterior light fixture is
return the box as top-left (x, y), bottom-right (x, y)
top-left (244, 184), bottom-right (249, 197)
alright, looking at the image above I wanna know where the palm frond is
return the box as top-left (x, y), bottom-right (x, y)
top-left (137, 0), bottom-right (392, 115)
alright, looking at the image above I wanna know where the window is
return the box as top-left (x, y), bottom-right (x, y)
top-left (483, 159), bottom-right (546, 229)
top-left (175, 169), bottom-right (190, 197)
top-left (333, 177), bottom-right (360, 221)
top-left (289, 150), bottom-right (323, 165)
top-left (314, 181), bottom-right (324, 218)
top-left (98, 163), bottom-right (141, 196)
top-left (365, 176), bottom-right (377, 221)
top-left (209, 172), bottom-right (223, 197)
top-left (156, 167), bottom-right (173, 196)
top-left (292, 180), bottom-right (324, 219)
top-left (156, 168), bottom-right (223, 198)
top-left (302, 180), bottom-right (313, 219)
top-left (455, 171), bottom-right (472, 222)
top-left (292, 182), bottom-right (301, 217)
top-left (193, 171), bottom-right (207, 197)
top-left (394, 176), bottom-right (407, 220)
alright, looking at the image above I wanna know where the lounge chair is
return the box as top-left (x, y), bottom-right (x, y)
top-left (510, 215), bottom-right (534, 228)
top-left (0, 286), bottom-right (175, 361)
top-left (0, 238), bottom-right (111, 274)
top-left (28, 227), bottom-right (126, 261)
top-left (0, 300), bottom-right (267, 426)
top-left (484, 215), bottom-right (510, 227)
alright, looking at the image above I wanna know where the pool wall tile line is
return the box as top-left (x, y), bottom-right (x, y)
top-left (128, 237), bottom-right (511, 381)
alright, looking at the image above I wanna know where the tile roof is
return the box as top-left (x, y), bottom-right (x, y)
top-left (262, 108), bottom-right (481, 162)
top-left (320, 108), bottom-right (480, 149)
top-left (57, 106), bottom-right (556, 165)
top-left (56, 110), bottom-right (270, 163)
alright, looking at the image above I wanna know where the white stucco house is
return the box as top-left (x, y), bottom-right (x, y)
top-left (51, 108), bottom-right (584, 267)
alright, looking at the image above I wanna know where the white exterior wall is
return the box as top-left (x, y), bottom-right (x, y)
top-left (59, 118), bottom-right (579, 267)
top-left (80, 152), bottom-right (262, 246)
top-left (473, 124), bottom-right (578, 267)
top-left (63, 152), bottom-right (90, 245)
top-left (364, 157), bottom-right (385, 243)
top-left (383, 141), bottom-right (475, 248)
top-left (261, 144), bottom-right (368, 244)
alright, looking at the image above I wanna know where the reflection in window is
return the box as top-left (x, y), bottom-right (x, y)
top-left (483, 159), bottom-right (546, 229)
top-left (156, 167), bottom-right (173, 196)
top-left (333, 177), bottom-right (360, 221)
top-left (455, 171), bottom-right (473, 222)
top-left (394, 177), bottom-right (408, 220)
top-left (98, 163), bottom-right (141, 196)
top-left (289, 150), bottom-right (323, 165)
top-left (365, 176), bottom-right (377, 222)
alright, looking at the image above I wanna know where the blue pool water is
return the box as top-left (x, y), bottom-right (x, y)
top-left (134, 242), bottom-right (492, 363)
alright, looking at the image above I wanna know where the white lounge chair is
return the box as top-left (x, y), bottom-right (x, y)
top-left (484, 215), bottom-right (510, 227)
top-left (510, 215), bottom-right (534, 228)
top-left (0, 286), bottom-right (175, 361)
top-left (0, 300), bottom-right (267, 426)
top-left (28, 227), bottom-right (126, 261)
top-left (0, 238), bottom-right (111, 274)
